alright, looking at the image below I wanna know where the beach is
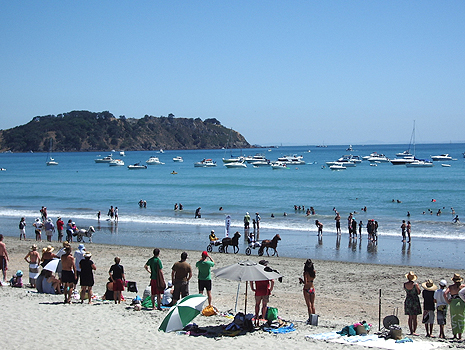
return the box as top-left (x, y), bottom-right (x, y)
top-left (1, 237), bottom-right (464, 349)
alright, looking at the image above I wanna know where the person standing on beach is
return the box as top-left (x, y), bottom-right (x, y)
top-left (0, 235), bottom-right (9, 283)
top-left (315, 220), bottom-right (323, 236)
top-left (421, 279), bottom-right (437, 337)
top-left (74, 244), bottom-right (86, 286)
top-left (171, 252), bottom-right (192, 305)
top-left (196, 251), bottom-right (214, 306)
top-left (434, 279), bottom-right (448, 339)
top-left (114, 207), bottom-right (119, 222)
top-left (406, 221), bottom-right (412, 243)
top-left (33, 218), bottom-right (43, 241)
top-left (195, 207), bottom-right (201, 219)
top-left (300, 259), bottom-right (316, 324)
top-left (108, 206), bottom-right (114, 220)
top-left (56, 217), bottom-right (64, 242)
top-left (44, 218), bottom-right (55, 242)
top-left (79, 252), bottom-right (96, 304)
top-left (66, 220), bottom-right (74, 242)
top-left (347, 213), bottom-right (353, 237)
top-left (244, 212), bottom-right (251, 229)
top-left (109, 257), bottom-right (125, 304)
top-left (19, 217), bottom-right (26, 240)
top-left (401, 220), bottom-right (407, 242)
top-left (404, 271), bottom-right (422, 335)
top-left (24, 244), bottom-right (40, 288)
top-left (255, 213), bottom-right (261, 230)
top-left (250, 260), bottom-right (274, 327)
top-left (334, 212), bottom-right (341, 235)
top-left (61, 246), bottom-right (77, 304)
top-left (444, 273), bottom-right (465, 340)
top-left (145, 248), bottom-right (163, 310)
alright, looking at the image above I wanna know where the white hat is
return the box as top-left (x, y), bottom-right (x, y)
top-left (439, 279), bottom-right (447, 287)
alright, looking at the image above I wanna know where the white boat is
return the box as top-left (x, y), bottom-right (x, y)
top-left (390, 156), bottom-right (415, 165)
top-left (338, 155), bottom-right (362, 163)
top-left (334, 161), bottom-right (356, 167)
top-left (158, 149), bottom-right (164, 153)
top-left (128, 162), bottom-right (147, 169)
top-left (405, 159), bottom-right (433, 168)
top-left (109, 159), bottom-right (125, 166)
top-left (431, 154), bottom-right (452, 161)
top-left (46, 138), bottom-right (58, 166)
top-left (441, 163), bottom-right (451, 167)
top-left (277, 154), bottom-right (305, 165)
top-left (330, 164), bottom-right (346, 171)
top-left (119, 151), bottom-right (126, 157)
top-left (222, 156), bottom-right (245, 163)
top-left (146, 156), bottom-right (165, 165)
top-left (224, 161), bottom-right (247, 168)
top-left (271, 162), bottom-right (289, 170)
top-left (94, 154), bottom-right (113, 163)
top-left (194, 159), bottom-right (217, 167)
top-left (367, 153), bottom-right (390, 163)
top-left (172, 156), bottom-right (184, 162)
top-left (244, 153), bottom-right (267, 163)
top-left (251, 160), bottom-right (270, 167)
top-left (396, 150), bottom-right (413, 157)
top-left (346, 145), bottom-right (353, 151)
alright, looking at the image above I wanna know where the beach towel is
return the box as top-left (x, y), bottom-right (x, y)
top-left (263, 323), bottom-right (295, 334)
top-left (29, 263), bottom-right (39, 284)
top-left (450, 298), bottom-right (465, 335)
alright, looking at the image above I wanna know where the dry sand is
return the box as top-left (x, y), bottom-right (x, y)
top-left (1, 237), bottom-right (464, 349)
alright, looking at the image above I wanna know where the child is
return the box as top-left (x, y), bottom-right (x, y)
top-left (434, 280), bottom-right (448, 339)
top-left (315, 220), bottom-right (323, 236)
top-left (421, 279), bottom-right (437, 337)
top-left (10, 270), bottom-right (23, 287)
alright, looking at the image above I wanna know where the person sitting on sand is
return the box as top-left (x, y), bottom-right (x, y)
top-left (44, 270), bottom-right (61, 294)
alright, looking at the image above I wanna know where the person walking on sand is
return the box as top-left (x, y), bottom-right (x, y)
top-left (444, 273), bottom-right (465, 340)
top-left (145, 248), bottom-right (163, 310)
top-left (171, 252), bottom-right (192, 305)
top-left (109, 257), bottom-right (125, 304)
top-left (250, 260), bottom-right (274, 327)
top-left (404, 271), bottom-right (422, 335)
top-left (24, 244), bottom-right (40, 288)
top-left (196, 251), bottom-right (214, 306)
top-left (61, 246), bottom-right (77, 304)
top-left (114, 207), bottom-right (119, 222)
top-left (421, 279), bottom-right (438, 337)
top-left (300, 259), bottom-right (316, 324)
top-left (79, 252), bottom-right (96, 304)
top-left (56, 217), bottom-right (64, 242)
top-left (0, 235), bottom-right (9, 284)
top-left (401, 220), bottom-right (407, 242)
top-left (19, 217), bottom-right (26, 240)
top-left (434, 279), bottom-right (448, 339)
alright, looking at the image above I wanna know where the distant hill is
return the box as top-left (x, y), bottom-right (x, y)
top-left (0, 111), bottom-right (250, 152)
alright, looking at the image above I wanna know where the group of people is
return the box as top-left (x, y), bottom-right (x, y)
top-left (107, 206), bottom-right (119, 221)
top-left (243, 212), bottom-right (261, 230)
top-left (19, 216), bottom-right (81, 243)
top-left (404, 271), bottom-right (465, 339)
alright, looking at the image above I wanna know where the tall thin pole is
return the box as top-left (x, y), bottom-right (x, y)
top-left (378, 289), bottom-right (382, 331)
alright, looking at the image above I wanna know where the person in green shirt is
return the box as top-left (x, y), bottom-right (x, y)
top-left (144, 248), bottom-right (163, 310)
top-left (196, 251), bottom-right (215, 306)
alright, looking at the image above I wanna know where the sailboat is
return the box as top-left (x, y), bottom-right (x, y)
top-left (46, 138), bottom-right (58, 166)
top-left (404, 121), bottom-right (433, 168)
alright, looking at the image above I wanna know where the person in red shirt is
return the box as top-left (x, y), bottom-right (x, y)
top-left (56, 217), bottom-right (64, 242)
top-left (249, 260), bottom-right (274, 327)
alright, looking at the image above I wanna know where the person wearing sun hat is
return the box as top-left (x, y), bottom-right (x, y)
top-left (40, 245), bottom-right (56, 267)
top-left (24, 244), bottom-right (40, 288)
top-left (404, 271), bottom-right (422, 336)
top-left (434, 279), bottom-right (449, 339)
top-left (79, 251), bottom-right (96, 304)
top-left (421, 279), bottom-right (438, 337)
top-left (445, 273), bottom-right (465, 340)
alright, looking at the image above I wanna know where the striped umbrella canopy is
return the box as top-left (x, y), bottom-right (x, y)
top-left (158, 294), bottom-right (207, 333)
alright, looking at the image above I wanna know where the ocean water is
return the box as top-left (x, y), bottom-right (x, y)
top-left (0, 143), bottom-right (464, 269)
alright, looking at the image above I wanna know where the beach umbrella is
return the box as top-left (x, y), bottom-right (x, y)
top-left (43, 258), bottom-right (60, 272)
top-left (158, 294), bottom-right (207, 333)
top-left (213, 260), bottom-right (282, 313)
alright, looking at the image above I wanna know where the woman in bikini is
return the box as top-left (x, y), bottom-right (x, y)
top-left (300, 259), bottom-right (316, 324)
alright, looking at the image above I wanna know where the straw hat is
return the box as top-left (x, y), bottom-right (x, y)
top-left (45, 245), bottom-right (54, 253)
top-left (452, 273), bottom-right (463, 282)
top-left (84, 252), bottom-right (92, 258)
top-left (405, 271), bottom-right (417, 281)
top-left (30, 244), bottom-right (37, 251)
top-left (421, 279), bottom-right (438, 291)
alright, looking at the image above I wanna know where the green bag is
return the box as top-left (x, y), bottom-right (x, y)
top-left (266, 307), bottom-right (278, 321)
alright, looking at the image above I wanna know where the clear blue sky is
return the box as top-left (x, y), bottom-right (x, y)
top-left (1, 1), bottom-right (464, 145)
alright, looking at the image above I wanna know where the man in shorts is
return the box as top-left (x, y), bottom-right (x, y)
top-left (171, 252), bottom-right (192, 305)
top-left (250, 260), bottom-right (274, 326)
top-left (61, 246), bottom-right (77, 304)
top-left (434, 279), bottom-right (448, 339)
top-left (145, 248), bottom-right (163, 310)
top-left (196, 251), bottom-right (214, 306)
top-left (0, 235), bottom-right (9, 284)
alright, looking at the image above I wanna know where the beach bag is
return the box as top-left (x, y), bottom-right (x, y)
top-left (389, 325), bottom-right (402, 340)
top-left (266, 307), bottom-right (278, 321)
top-left (127, 281), bottom-right (138, 293)
top-left (157, 268), bottom-right (166, 291)
top-left (233, 312), bottom-right (254, 331)
top-left (202, 305), bottom-right (218, 316)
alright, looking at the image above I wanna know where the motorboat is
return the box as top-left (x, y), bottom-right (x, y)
top-left (146, 156), bottom-right (165, 165)
top-left (224, 161), bottom-right (247, 168)
top-left (430, 154), bottom-right (452, 161)
top-left (119, 151), bottom-right (126, 157)
top-left (222, 156), bottom-right (245, 163)
top-left (194, 159), bottom-right (217, 167)
top-left (128, 162), bottom-right (147, 169)
top-left (396, 150), bottom-right (413, 157)
top-left (109, 159), bottom-right (125, 166)
top-left (244, 153), bottom-right (267, 163)
top-left (251, 160), bottom-right (270, 167)
top-left (277, 154), bottom-right (305, 165)
top-left (346, 145), bottom-right (353, 151)
top-left (367, 153), bottom-right (390, 163)
top-left (405, 159), bottom-right (433, 168)
top-left (390, 156), bottom-right (415, 165)
top-left (271, 162), bottom-right (289, 170)
top-left (337, 155), bottom-right (361, 165)
top-left (441, 164), bottom-right (451, 167)
top-left (94, 154), bottom-right (113, 163)
top-left (330, 164), bottom-right (346, 171)
top-left (333, 161), bottom-right (356, 167)
top-left (172, 156), bottom-right (184, 162)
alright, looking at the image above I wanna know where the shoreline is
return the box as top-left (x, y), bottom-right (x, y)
top-left (1, 237), bottom-right (464, 349)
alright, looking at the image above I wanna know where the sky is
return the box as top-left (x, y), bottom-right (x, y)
top-left (1, 1), bottom-right (464, 146)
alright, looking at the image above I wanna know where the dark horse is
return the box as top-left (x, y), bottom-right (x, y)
top-left (221, 231), bottom-right (241, 254)
top-left (258, 234), bottom-right (281, 257)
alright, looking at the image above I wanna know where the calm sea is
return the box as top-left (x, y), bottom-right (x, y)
top-left (0, 143), bottom-right (464, 269)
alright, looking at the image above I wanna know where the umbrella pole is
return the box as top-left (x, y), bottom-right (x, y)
top-left (234, 282), bottom-right (240, 313)
top-left (245, 282), bottom-right (248, 314)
